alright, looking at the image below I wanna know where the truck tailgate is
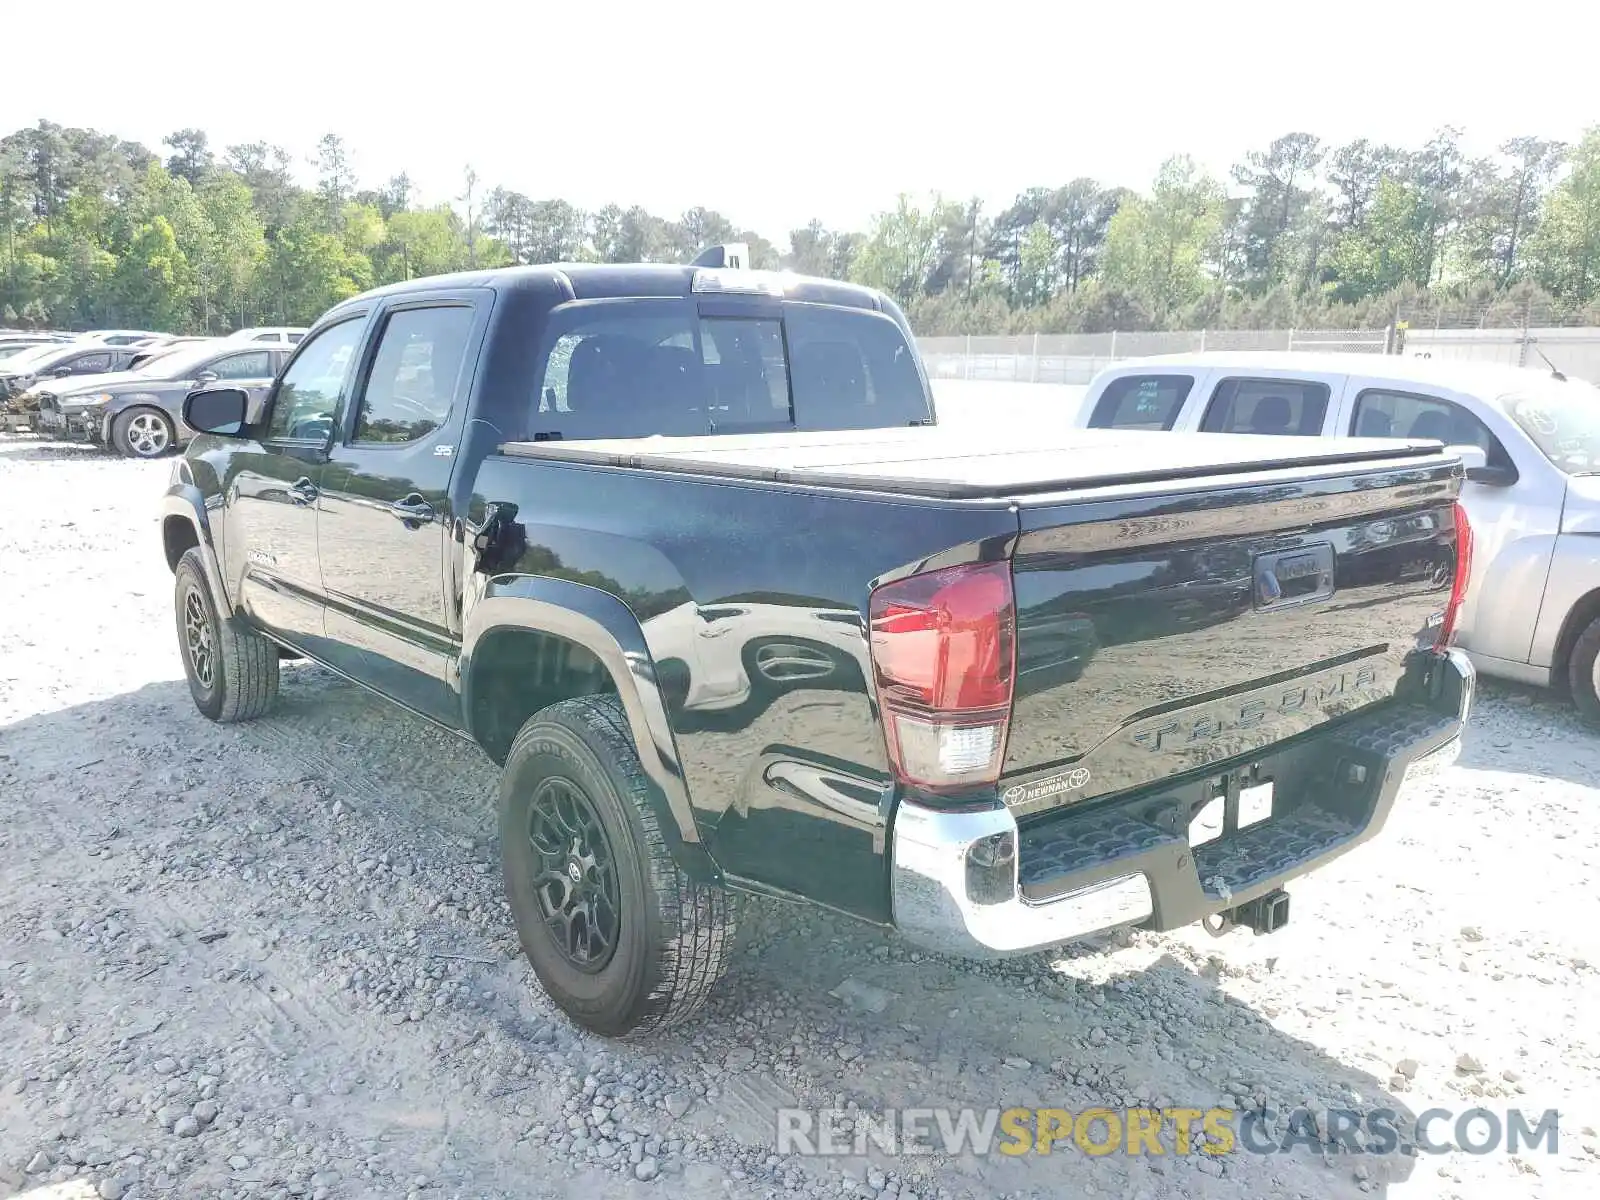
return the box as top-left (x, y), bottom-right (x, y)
top-left (1001, 448), bottom-right (1462, 819)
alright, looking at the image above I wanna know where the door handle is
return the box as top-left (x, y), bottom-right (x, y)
top-left (288, 477), bottom-right (318, 505)
top-left (389, 493), bottom-right (436, 525)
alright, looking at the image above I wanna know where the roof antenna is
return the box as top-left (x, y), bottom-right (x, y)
top-left (690, 243), bottom-right (749, 270)
top-left (1531, 343), bottom-right (1567, 381)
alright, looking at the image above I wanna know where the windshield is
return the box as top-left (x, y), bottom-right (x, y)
top-left (1503, 378), bottom-right (1600, 474)
top-left (138, 343), bottom-right (223, 378)
top-left (0, 343), bottom-right (65, 373)
top-left (0, 344), bottom-right (44, 366)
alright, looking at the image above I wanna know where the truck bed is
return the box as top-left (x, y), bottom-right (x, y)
top-left (499, 426), bottom-right (1444, 500)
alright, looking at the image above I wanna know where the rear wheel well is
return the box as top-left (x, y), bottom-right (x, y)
top-left (162, 516), bottom-right (200, 573)
top-left (1553, 587), bottom-right (1600, 693)
top-left (468, 628), bottom-right (618, 764)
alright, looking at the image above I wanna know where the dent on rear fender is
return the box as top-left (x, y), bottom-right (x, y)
top-left (1458, 532), bottom-right (1559, 667)
top-left (1528, 533), bottom-right (1600, 668)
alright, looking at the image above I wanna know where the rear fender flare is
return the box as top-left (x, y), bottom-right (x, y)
top-left (460, 575), bottom-right (717, 880)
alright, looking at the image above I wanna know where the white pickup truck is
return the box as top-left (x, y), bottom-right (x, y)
top-left (1073, 350), bottom-right (1600, 723)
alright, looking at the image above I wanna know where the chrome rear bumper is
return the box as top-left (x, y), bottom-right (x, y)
top-left (890, 648), bottom-right (1474, 959)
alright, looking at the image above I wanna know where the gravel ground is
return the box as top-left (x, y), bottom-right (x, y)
top-left (3, 435), bottom-right (1599, 1200)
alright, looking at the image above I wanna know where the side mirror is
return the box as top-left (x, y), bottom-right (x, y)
top-left (194, 370), bottom-right (219, 385)
top-left (183, 386), bottom-right (250, 437)
top-left (51, 366), bottom-right (72, 377)
top-left (1466, 464), bottom-right (1518, 487)
top-left (1448, 444), bottom-right (1518, 488)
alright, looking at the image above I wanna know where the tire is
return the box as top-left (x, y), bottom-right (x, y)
top-left (174, 548), bottom-right (280, 722)
top-left (500, 694), bottom-right (739, 1037)
top-left (1568, 616), bottom-right (1600, 728)
top-left (111, 406), bottom-right (175, 458)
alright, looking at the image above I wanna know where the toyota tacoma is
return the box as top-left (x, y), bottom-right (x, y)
top-left (158, 254), bottom-right (1475, 1037)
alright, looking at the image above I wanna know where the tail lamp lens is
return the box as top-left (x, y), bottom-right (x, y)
top-left (868, 561), bottom-right (1016, 792)
top-left (1435, 500), bottom-right (1473, 648)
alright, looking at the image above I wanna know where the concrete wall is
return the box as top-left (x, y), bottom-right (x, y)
top-left (1400, 327), bottom-right (1600, 384)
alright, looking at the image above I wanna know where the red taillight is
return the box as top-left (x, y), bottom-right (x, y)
top-left (868, 561), bottom-right (1016, 793)
top-left (1436, 501), bottom-right (1473, 648)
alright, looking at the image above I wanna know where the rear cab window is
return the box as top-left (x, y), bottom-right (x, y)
top-left (1200, 377), bottom-right (1331, 436)
top-left (1087, 374), bottom-right (1194, 430)
top-left (528, 299), bottom-right (930, 441)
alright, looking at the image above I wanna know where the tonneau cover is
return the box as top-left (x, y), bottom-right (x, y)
top-left (499, 426), bottom-right (1446, 500)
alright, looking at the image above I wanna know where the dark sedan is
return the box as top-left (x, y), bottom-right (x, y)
top-left (33, 342), bottom-right (290, 458)
top-left (0, 342), bottom-right (144, 405)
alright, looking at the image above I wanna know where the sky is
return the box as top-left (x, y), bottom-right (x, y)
top-left (5, 0), bottom-right (1597, 243)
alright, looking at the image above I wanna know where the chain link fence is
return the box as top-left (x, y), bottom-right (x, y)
top-left (1395, 301), bottom-right (1600, 380)
top-left (919, 328), bottom-right (1393, 385)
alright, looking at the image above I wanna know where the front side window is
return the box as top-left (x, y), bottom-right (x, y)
top-left (1087, 374), bottom-right (1194, 430)
top-left (265, 318), bottom-right (365, 441)
top-left (1351, 389), bottom-right (1493, 449)
top-left (209, 351), bottom-right (274, 381)
top-left (70, 352), bottom-right (111, 374)
top-left (1201, 377), bottom-right (1331, 436)
top-left (354, 305), bottom-right (475, 444)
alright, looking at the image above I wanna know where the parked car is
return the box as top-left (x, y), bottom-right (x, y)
top-left (128, 337), bottom-right (219, 372)
top-left (73, 329), bottom-right (169, 346)
top-left (0, 342), bottom-right (145, 405)
top-left (0, 340), bottom-right (61, 366)
top-left (34, 340), bottom-right (289, 458)
top-left (1075, 351), bottom-right (1600, 722)
top-left (223, 326), bottom-right (308, 346)
top-left (0, 331), bottom-right (73, 351)
top-left (159, 258), bottom-right (1474, 1037)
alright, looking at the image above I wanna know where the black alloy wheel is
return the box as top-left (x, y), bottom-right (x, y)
top-left (525, 776), bottom-right (622, 972)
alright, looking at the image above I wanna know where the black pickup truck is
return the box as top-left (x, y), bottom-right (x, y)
top-left (160, 257), bottom-right (1475, 1037)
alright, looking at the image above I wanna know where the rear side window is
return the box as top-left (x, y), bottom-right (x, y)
top-left (354, 305), bottom-right (475, 444)
top-left (1200, 377), bottom-right (1331, 436)
top-left (530, 300), bottom-right (930, 441)
top-left (1088, 374), bottom-right (1194, 430)
top-left (786, 304), bottom-right (929, 430)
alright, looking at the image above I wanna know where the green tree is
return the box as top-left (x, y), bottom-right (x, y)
top-left (163, 128), bottom-right (213, 187)
top-left (225, 142), bottom-right (297, 234)
top-left (312, 133), bottom-right (355, 232)
top-left (1530, 128), bottom-right (1600, 304)
top-left (197, 172), bottom-right (267, 330)
top-left (783, 220), bottom-right (860, 279)
top-left (849, 194), bottom-right (948, 306)
top-left (1100, 156), bottom-right (1224, 321)
top-left (112, 215), bottom-right (188, 329)
top-left (1327, 139), bottom-right (1406, 233)
top-left (1326, 177), bottom-right (1432, 300)
top-left (1230, 132), bottom-right (1324, 291)
top-left (591, 204), bottom-right (671, 263)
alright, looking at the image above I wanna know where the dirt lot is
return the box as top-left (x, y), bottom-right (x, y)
top-left (2, 437), bottom-right (1598, 1200)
